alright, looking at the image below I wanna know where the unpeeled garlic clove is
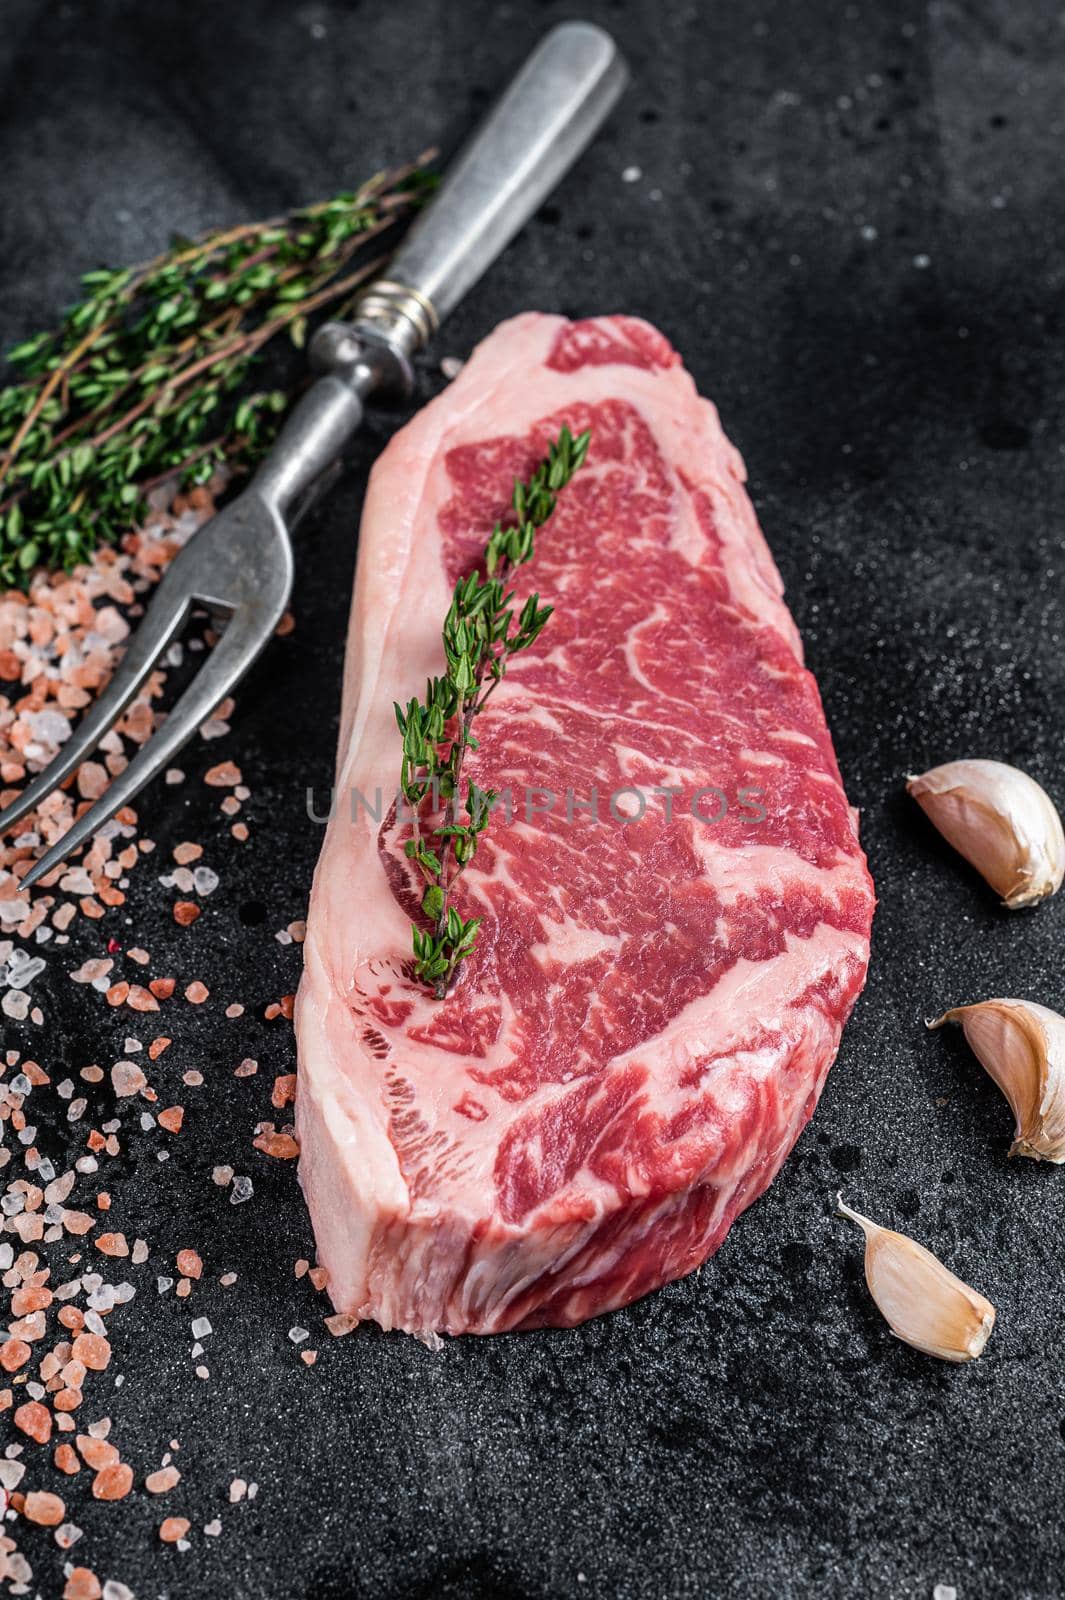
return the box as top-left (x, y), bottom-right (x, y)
top-left (929, 998), bottom-right (1065, 1162)
top-left (837, 1195), bottom-right (995, 1363)
top-left (907, 758), bottom-right (1064, 909)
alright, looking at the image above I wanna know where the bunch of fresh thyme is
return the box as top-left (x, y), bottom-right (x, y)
top-left (395, 424), bottom-right (591, 999)
top-left (0, 156), bottom-right (434, 590)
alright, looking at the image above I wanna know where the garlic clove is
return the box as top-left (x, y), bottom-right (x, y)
top-left (929, 998), bottom-right (1065, 1162)
top-left (837, 1195), bottom-right (995, 1362)
top-left (907, 758), bottom-right (1064, 909)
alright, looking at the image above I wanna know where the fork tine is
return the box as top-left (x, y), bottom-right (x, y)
top-left (0, 565), bottom-right (193, 842)
top-left (20, 604), bottom-right (272, 891)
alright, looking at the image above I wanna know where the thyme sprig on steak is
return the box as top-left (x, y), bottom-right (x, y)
top-left (395, 424), bottom-right (591, 998)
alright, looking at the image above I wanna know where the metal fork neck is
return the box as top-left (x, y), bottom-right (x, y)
top-left (334, 279), bottom-right (438, 359)
top-left (311, 308), bottom-right (422, 394)
top-left (251, 326), bottom-right (413, 519)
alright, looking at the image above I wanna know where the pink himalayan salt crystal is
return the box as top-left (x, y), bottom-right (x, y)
top-left (111, 1061), bottom-right (147, 1097)
top-left (93, 605), bottom-right (129, 643)
top-left (205, 761), bottom-right (241, 787)
top-left (70, 958), bottom-right (113, 985)
top-left (76, 761), bottom-right (109, 800)
top-left (145, 1464), bottom-right (181, 1493)
top-left (325, 1313), bottom-right (357, 1336)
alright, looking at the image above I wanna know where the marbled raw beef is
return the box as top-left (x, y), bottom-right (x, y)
top-left (295, 313), bottom-right (874, 1335)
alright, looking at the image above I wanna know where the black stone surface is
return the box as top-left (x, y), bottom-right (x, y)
top-left (1, 1), bottom-right (1063, 1596)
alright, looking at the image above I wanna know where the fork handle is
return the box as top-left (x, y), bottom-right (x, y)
top-left (253, 22), bottom-right (626, 518)
top-left (346, 22), bottom-right (627, 340)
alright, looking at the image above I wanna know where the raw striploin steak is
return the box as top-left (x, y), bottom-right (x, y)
top-left (295, 313), bottom-right (874, 1337)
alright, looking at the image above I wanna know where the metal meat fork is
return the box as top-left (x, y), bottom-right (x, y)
top-left (3, 22), bottom-right (627, 891)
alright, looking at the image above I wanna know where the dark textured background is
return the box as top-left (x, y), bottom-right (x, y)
top-left (2, 1), bottom-right (1064, 1596)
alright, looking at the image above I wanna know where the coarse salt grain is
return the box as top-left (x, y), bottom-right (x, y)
top-left (110, 1061), bottom-right (146, 1097)
top-left (325, 1313), bottom-right (357, 1337)
top-left (92, 1461), bottom-right (133, 1500)
top-left (24, 1488), bottom-right (66, 1525)
top-left (205, 761), bottom-right (241, 787)
top-left (145, 1464), bottom-right (180, 1493)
